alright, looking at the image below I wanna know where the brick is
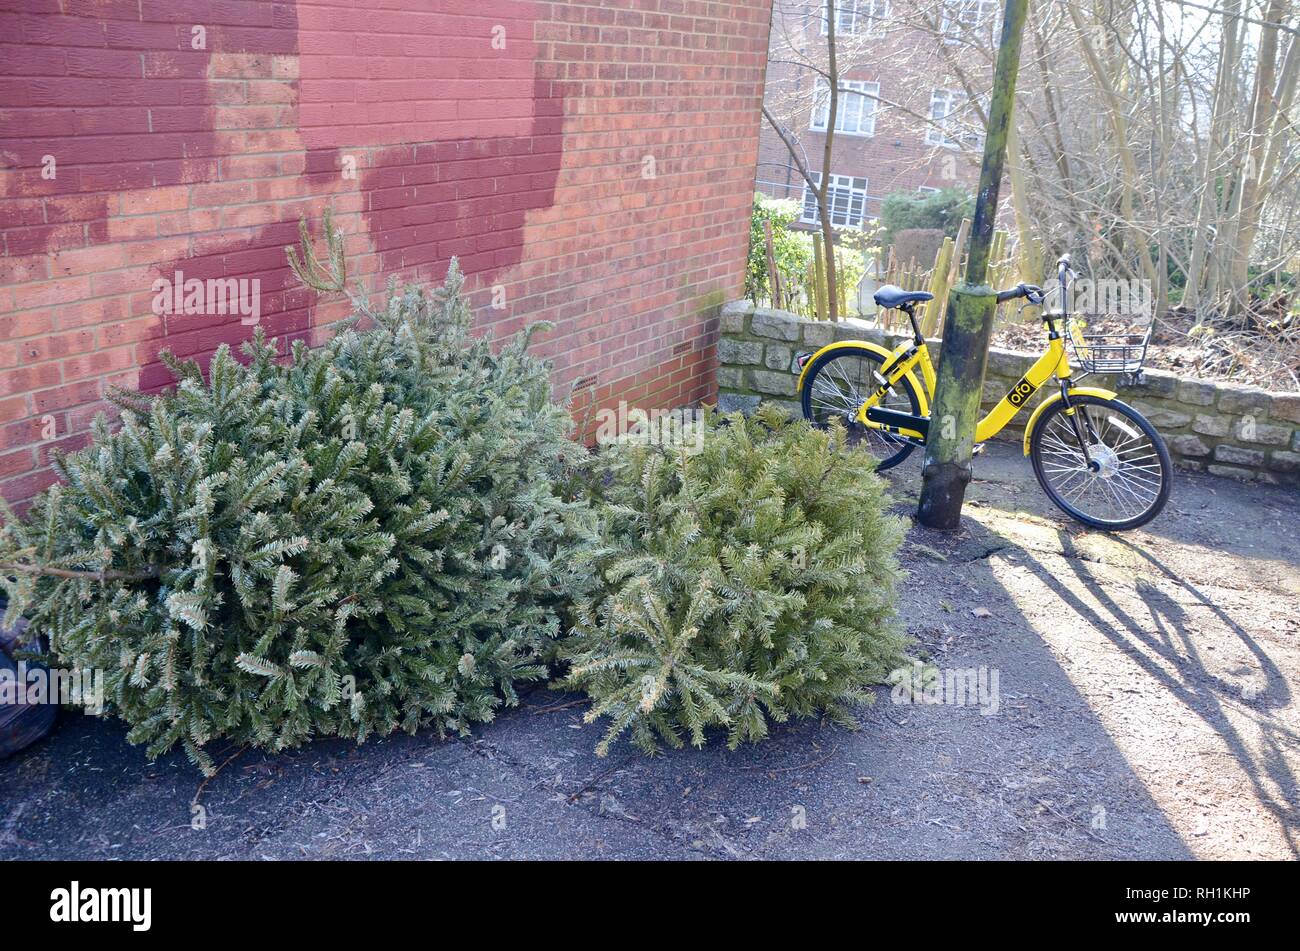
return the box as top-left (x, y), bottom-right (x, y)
top-left (0, 446), bottom-right (35, 478)
top-left (32, 379), bottom-right (101, 413)
top-left (0, 363), bottom-right (62, 397)
top-left (119, 185), bottom-right (190, 216)
top-left (0, 311), bottom-right (56, 342)
top-left (0, 468), bottom-right (59, 504)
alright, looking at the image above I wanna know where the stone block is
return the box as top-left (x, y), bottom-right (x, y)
top-left (718, 338), bottom-right (763, 366)
top-left (1214, 444), bottom-right (1264, 466)
top-left (1170, 434), bottom-right (1211, 458)
top-left (751, 308), bottom-right (802, 341)
top-left (751, 369), bottom-right (797, 397)
top-left (717, 392), bottom-right (760, 415)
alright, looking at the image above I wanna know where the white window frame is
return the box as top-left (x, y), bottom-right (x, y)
top-left (801, 172), bottom-right (870, 230)
top-left (926, 88), bottom-right (969, 149)
top-left (917, 185), bottom-right (940, 195)
top-left (939, 0), bottom-right (997, 44)
top-left (821, 0), bottom-right (890, 38)
top-left (810, 78), bottom-right (880, 137)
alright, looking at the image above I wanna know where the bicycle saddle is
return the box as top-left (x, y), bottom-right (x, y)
top-left (873, 285), bottom-right (934, 309)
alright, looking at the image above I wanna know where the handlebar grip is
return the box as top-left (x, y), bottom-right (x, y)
top-left (995, 283), bottom-right (1046, 304)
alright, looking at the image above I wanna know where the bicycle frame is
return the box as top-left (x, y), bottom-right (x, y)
top-left (855, 333), bottom-right (1073, 443)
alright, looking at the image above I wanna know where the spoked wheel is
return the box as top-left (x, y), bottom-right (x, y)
top-left (799, 348), bottom-right (921, 471)
top-left (1030, 395), bottom-right (1172, 531)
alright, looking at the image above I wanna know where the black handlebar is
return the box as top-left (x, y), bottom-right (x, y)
top-left (996, 282), bottom-right (1045, 305)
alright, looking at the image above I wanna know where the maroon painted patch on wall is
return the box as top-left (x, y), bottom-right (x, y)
top-left (0, 0), bottom-right (563, 390)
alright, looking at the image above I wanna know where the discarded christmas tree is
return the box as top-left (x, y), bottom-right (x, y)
top-left (559, 405), bottom-right (906, 755)
top-left (0, 217), bottom-right (595, 773)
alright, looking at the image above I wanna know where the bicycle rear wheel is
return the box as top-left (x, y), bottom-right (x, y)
top-left (1029, 395), bottom-right (1172, 531)
top-left (800, 347), bottom-right (921, 471)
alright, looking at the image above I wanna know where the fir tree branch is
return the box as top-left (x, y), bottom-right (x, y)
top-left (0, 561), bottom-right (160, 582)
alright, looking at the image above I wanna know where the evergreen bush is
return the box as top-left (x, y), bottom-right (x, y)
top-left (746, 193), bottom-right (814, 305)
top-left (880, 187), bottom-right (974, 245)
top-left (0, 232), bottom-right (594, 772)
top-left (558, 405), bottom-right (906, 756)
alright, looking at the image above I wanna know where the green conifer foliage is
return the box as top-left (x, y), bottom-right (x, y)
top-left (0, 259), bottom-right (595, 773)
top-left (559, 405), bottom-right (907, 756)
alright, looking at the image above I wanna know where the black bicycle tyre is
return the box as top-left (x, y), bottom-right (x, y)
top-left (800, 347), bottom-right (922, 471)
top-left (1029, 395), bottom-right (1172, 531)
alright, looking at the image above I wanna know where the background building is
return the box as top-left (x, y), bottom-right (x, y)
top-left (756, 0), bottom-right (992, 230)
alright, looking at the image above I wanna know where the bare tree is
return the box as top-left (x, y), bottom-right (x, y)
top-left (762, 0), bottom-right (847, 319)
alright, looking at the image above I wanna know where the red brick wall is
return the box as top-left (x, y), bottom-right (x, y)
top-left (0, 0), bottom-right (773, 504)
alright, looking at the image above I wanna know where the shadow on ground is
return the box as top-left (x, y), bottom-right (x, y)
top-left (2, 443), bottom-right (1295, 859)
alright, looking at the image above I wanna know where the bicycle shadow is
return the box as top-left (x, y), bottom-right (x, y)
top-left (970, 506), bottom-right (1300, 858)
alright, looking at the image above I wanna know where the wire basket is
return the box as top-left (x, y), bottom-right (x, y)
top-left (1066, 317), bottom-right (1152, 375)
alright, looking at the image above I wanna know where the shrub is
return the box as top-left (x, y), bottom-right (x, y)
top-left (558, 405), bottom-right (907, 756)
top-left (880, 187), bottom-right (973, 245)
top-left (831, 238), bottom-right (868, 310)
top-left (0, 258), bottom-right (594, 773)
top-left (745, 193), bottom-right (872, 316)
top-left (745, 193), bottom-right (813, 306)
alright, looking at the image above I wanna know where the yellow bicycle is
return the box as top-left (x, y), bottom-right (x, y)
top-left (796, 256), bottom-right (1172, 531)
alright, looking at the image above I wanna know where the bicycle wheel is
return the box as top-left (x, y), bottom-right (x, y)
top-left (1029, 395), bottom-right (1172, 531)
top-left (800, 347), bottom-right (922, 471)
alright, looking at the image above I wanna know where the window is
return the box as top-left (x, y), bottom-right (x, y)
top-left (939, 0), bottom-right (997, 43)
top-left (917, 185), bottom-right (940, 195)
top-left (801, 173), bottom-right (870, 229)
top-left (821, 0), bottom-right (890, 37)
top-left (926, 88), bottom-right (969, 148)
top-left (811, 79), bottom-right (880, 137)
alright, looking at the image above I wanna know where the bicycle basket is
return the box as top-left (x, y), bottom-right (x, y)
top-left (1066, 317), bottom-right (1151, 374)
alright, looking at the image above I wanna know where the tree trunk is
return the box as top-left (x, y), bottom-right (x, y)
top-left (1186, 0), bottom-right (1242, 313)
top-left (1067, 2), bottom-right (1159, 289)
top-left (1007, 118), bottom-right (1042, 285)
top-left (820, 0), bottom-right (841, 322)
top-left (1226, 0), bottom-right (1295, 308)
top-left (918, 0), bottom-right (1030, 531)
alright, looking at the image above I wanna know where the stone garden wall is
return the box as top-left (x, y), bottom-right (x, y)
top-left (718, 301), bottom-right (1300, 485)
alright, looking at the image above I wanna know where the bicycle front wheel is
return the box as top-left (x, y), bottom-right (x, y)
top-left (1029, 395), bottom-right (1172, 531)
